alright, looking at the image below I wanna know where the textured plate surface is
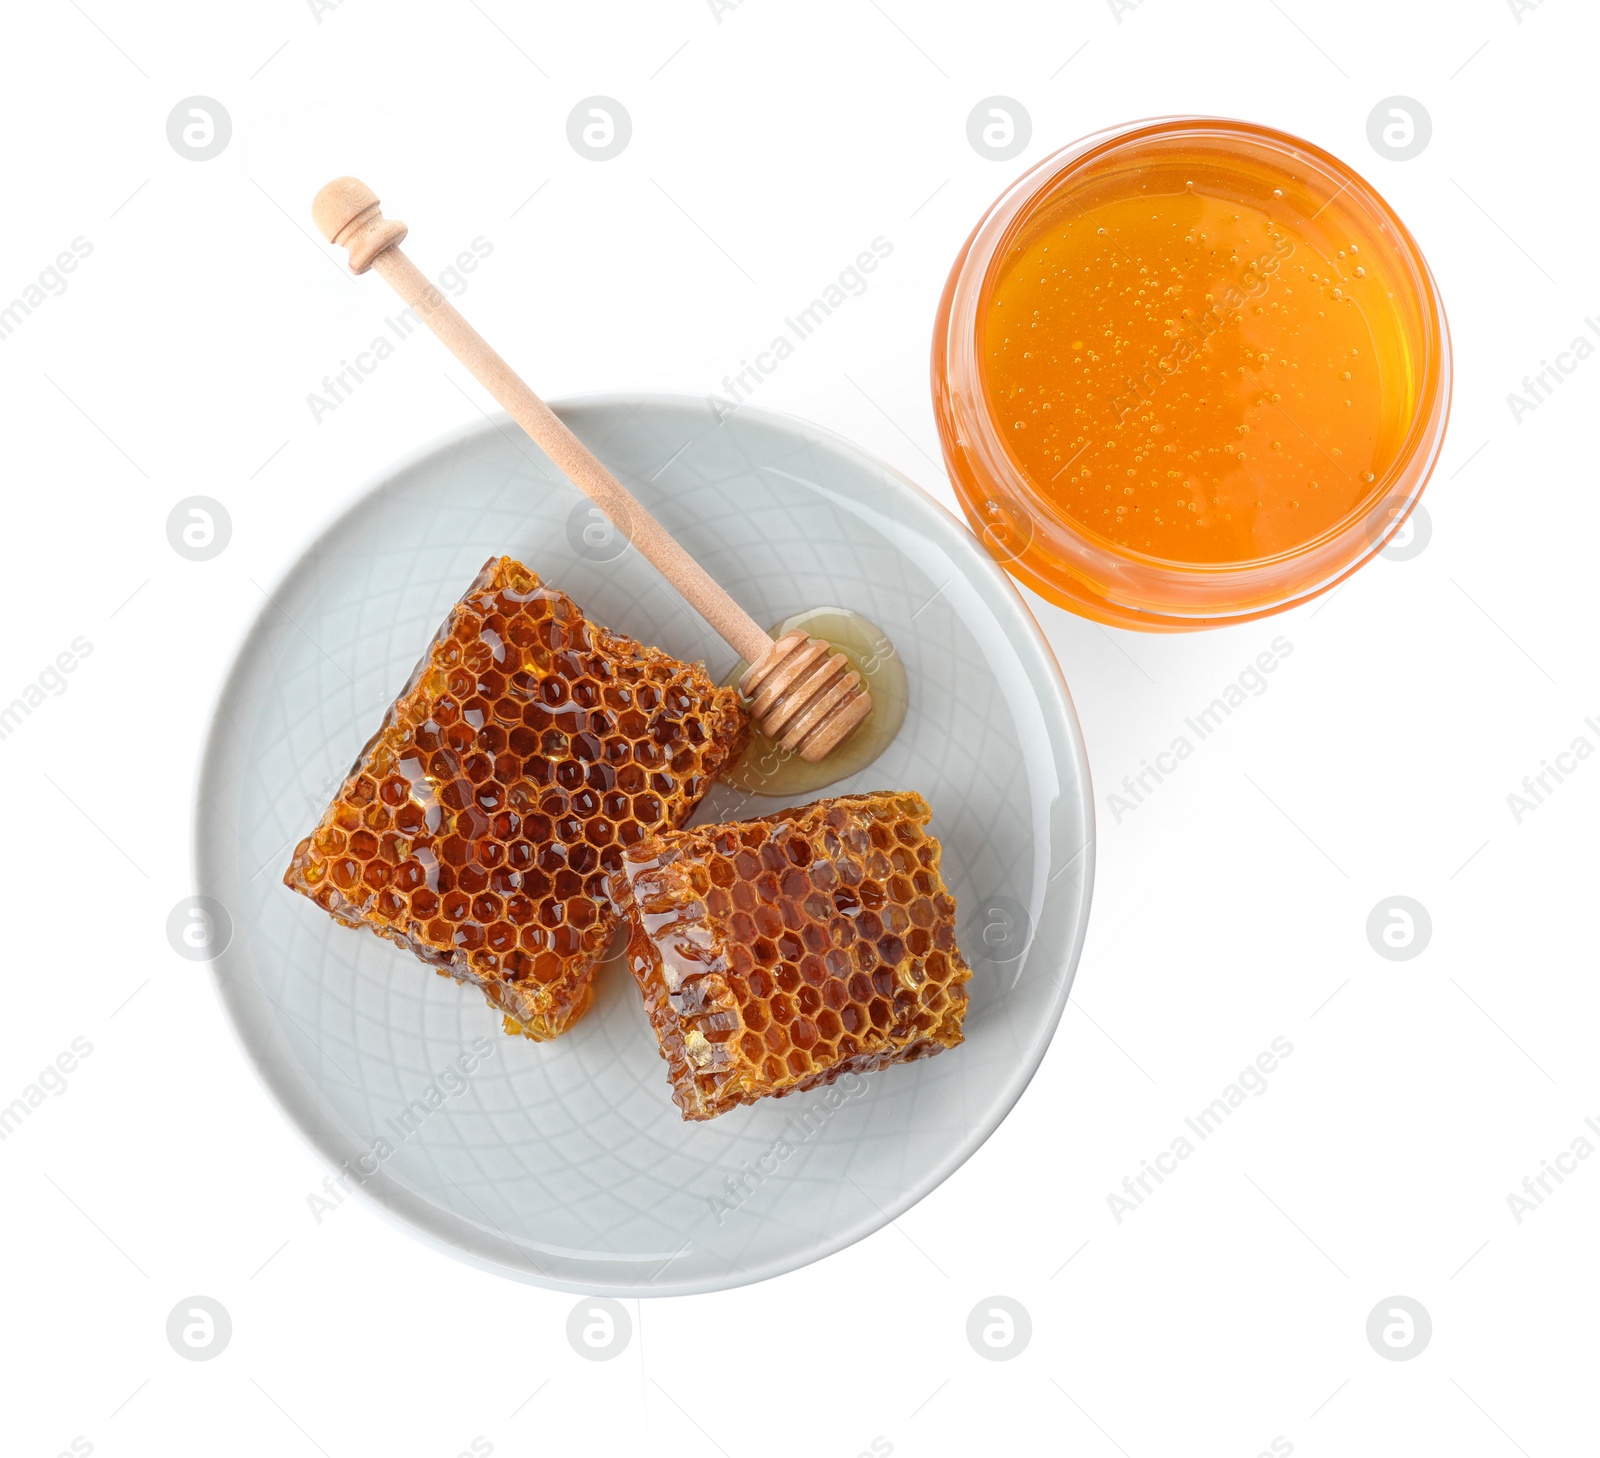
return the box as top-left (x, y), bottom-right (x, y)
top-left (195, 395), bottom-right (1094, 1295)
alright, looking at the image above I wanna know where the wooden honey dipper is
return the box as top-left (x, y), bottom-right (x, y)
top-left (312, 177), bottom-right (872, 764)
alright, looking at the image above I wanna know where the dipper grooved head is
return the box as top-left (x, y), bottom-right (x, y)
top-left (741, 631), bottom-right (874, 763)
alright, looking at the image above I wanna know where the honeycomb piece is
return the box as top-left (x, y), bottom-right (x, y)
top-left (285, 556), bottom-right (749, 1040)
top-left (609, 790), bottom-right (972, 1120)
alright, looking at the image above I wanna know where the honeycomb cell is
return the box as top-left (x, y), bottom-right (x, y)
top-left (609, 791), bottom-right (972, 1120)
top-left (284, 556), bottom-right (749, 1040)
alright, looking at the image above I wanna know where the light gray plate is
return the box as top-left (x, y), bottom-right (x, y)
top-left (195, 395), bottom-right (1093, 1295)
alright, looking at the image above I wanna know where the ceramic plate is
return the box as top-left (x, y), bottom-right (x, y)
top-left (195, 395), bottom-right (1093, 1295)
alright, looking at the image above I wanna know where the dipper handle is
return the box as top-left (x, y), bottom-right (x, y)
top-left (313, 177), bottom-right (773, 668)
top-left (311, 178), bottom-right (871, 763)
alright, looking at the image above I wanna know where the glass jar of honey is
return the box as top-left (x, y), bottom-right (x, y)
top-left (932, 117), bottom-right (1451, 630)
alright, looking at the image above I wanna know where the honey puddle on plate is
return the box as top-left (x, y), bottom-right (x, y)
top-left (721, 607), bottom-right (908, 797)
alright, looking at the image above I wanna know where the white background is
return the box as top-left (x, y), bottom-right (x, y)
top-left (1, 0), bottom-right (1593, 1454)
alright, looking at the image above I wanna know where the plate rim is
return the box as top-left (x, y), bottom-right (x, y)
top-left (193, 392), bottom-right (1097, 1295)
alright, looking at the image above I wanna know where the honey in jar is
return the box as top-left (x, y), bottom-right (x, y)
top-left (934, 118), bottom-right (1451, 629)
